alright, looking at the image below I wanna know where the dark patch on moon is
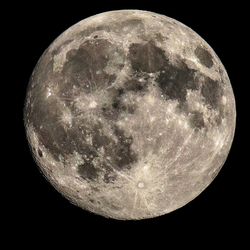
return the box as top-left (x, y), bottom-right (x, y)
top-left (37, 148), bottom-right (43, 157)
top-left (92, 124), bottom-right (112, 148)
top-left (125, 79), bottom-right (148, 92)
top-left (111, 97), bottom-right (136, 115)
top-left (103, 171), bottom-right (117, 183)
top-left (78, 163), bottom-right (99, 180)
top-left (190, 111), bottom-right (205, 130)
top-left (201, 76), bottom-right (223, 109)
top-left (74, 122), bottom-right (137, 182)
top-left (101, 104), bottom-right (119, 120)
top-left (194, 46), bottom-right (213, 68)
top-left (38, 127), bottom-right (68, 161)
top-left (112, 126), bottom-right (137, 169)
top-left (76, 126), bottom-right (137, 182)
top-left (30, 95), bottom-right (109, 163)
top-left (157, 60), bottom-right (198, 105)
top-left (29, 97), bottom-right (72, 161)
top-left (62, 39), bottom-right (124, 94)
top-left (117, 88), bottom-right (124, 96)
top-left (129, 41), bottom-right (168, 73)
top-left (111, 99), bottom-right (120, 109)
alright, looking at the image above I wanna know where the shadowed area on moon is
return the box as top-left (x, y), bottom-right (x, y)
top-left (24, 10), bottom-right (235, 220)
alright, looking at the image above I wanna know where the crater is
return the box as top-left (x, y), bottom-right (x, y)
top-left (137, 181), bottom-right (145, 189)
top-left (194, 46), bottom-right (213, 68)
top-left (37, 148), bottom-right (43, 157)
top-left (103, 170), bottom-right (117, 183)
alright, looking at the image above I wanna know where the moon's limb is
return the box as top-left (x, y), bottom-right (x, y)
top-left (24, 10), bottom-right (236, 220)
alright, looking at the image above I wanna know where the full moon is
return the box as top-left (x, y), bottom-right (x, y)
top-left (24, 10), bottom-right (236, 220)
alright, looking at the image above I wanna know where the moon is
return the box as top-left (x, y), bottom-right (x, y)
top-left (24, 10), bottom-right (236, 220)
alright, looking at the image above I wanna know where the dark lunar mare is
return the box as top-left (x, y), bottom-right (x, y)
top-left (77, 123), bottom-right (138, 182)
top-left (129, 41), bottom-right (168, 73)
top-left (128, 40), bottom-right (224, 128)
top-left (62, 39), bottom-right (124, 94)
top-left (29, 93), bottom-right (138, 183)
top-left (25, 37), bottom-right (139, 183)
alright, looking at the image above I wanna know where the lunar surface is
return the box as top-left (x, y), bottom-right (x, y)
top-left (24, 10), bottom-right (236, 220)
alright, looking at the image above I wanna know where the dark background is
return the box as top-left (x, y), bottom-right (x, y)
top-left (7, 0), bottom-right (247, 245)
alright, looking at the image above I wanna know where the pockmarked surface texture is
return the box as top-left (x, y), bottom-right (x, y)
top-left (24, 10), bottom-right (236, 220)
